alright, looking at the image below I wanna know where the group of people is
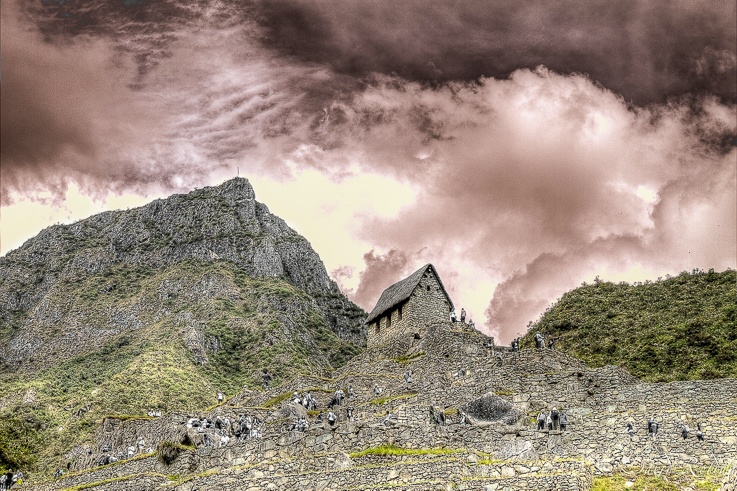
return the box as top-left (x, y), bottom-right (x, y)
top-left (0, 470), bottom-right (23, 490)
top-left (534, 332), bottom-right (557, 350)
top-left (146, 408), bottom-right (162, 417)
top-left (282, 385), bottom-right (363, 432)
top-left (327, 389), bottom-right (346, 409)
top-left (234, 414), bottom-right (264, 441)
top-left (506, 332), bottom-right (556, 351)
top-left (678, 422), bottom-right (705, 441)
top-left (286, 416), bottom-right (310, 432)
top-left (290, 386), bottom-right (358, 413)
top-left (94, 438), bottom-right (151, 466)
top-left (186, 414), bottom-right (263, 448)
top-left (449, 308), bottom-right (476, 328)
top-left (510, 337), bottom-right (520, 352)
top-left (500, 333), bottom-right (557, 354)
top-left (536, 407), bottom-right (568, 432)
top-left (429, 406), bottom-right (469, 427)
top-left (292, 391), bottom-right (319, 410)
top-left (287, 405), bottom-right (356, 432)
top-left (635, 417), bottom-right (704, 441)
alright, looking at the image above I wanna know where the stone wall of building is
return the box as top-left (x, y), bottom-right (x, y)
top-left (367, 267), bottom-right (452, 349)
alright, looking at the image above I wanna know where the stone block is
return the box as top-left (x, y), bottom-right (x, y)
top-left (317, 433), bottom-right (333, 444)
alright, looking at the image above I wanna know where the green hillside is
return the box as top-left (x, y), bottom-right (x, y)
top-left (524, 269), bottom-right (736, 382)
top-left (0, 259), bottom-right (363, 476)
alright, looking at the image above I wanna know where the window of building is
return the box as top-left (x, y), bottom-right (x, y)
top-left (398, 305), bottom-right (403, 321)
top-left (386, 312), bottom-right (392, 328)
top-left (427, 285), bottom-right (430, 291)
top-left (375, 322), bottom-right (380, 334)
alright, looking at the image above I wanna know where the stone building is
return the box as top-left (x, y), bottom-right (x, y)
top-left (366, 264), bottom-right (454, 348)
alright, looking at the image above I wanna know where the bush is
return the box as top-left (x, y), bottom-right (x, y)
top-left (525, 269), bottom-right (737, 382)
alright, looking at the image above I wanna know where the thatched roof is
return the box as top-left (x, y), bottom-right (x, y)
top-left (366, 264), bottom-right (453, 323)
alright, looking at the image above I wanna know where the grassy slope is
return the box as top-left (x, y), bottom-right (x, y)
top-left (0, 260), bottom-right (363, 476)
top-left (525, 269), bottom-right (736, 382)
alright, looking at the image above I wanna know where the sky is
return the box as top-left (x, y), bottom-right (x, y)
top-left (1, 0), bottom-right (736, 342)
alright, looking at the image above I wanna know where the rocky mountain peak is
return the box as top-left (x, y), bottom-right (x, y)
top-left (217, 176), bottom-right (256, 198)
top-left (0, 178), bottom-right (366, 371)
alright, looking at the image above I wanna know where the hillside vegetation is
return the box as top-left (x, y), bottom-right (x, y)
top-left (0, 179), bottom-right (367, 476)
top-left (524, 269), bottom-right (736, 382)
top-left (0, 259), bottom-right (363, 475)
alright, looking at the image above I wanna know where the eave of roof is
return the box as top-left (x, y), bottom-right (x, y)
top-left (366, 263), bottom-right (453, 323)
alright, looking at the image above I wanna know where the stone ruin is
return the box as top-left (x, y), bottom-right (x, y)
top-left (21, 265), bottom-right (737, 491)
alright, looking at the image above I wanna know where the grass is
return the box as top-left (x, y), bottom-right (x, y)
top-left (494, 389), bottom-right (517, 396)
top-left (169, 468), bottom-right (219, 486)
top-left (392, 352), bottom-right (425, 364)
top-left (303, 386), bottom-right (335, 393)
top-left (591, 466), bottom-right (723, 491)
top-left (349, 445), bottom-right (462, 458)
top-left (103, 414), bottom-right (154, 422)
top-left (263, 391), bottom-right (294, 408)
top-left (60, 471), bottom-right (169, 491)
top-left (476, 458), bottom-right (503, 465)
top-left (57, 453), bottom-right (156, 481)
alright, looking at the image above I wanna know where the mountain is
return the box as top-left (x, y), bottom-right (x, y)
top-left (0, 178), bottom-right (366, 472)
top-left (522, 269), bottom-right (736, 382)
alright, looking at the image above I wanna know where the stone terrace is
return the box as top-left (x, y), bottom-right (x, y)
top-left (26, 322), bottom-right (737, 490)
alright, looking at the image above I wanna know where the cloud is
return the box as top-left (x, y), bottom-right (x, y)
top-left (304, 69), bottom-right (735, 341)
top-left (350, 249), bottom-right (413, 310)
top-left (2, 0), bottom-right (735, 344)
top-left (255, 0), bottom-right (736, 104)
top-left (6, 0), bottom-right (734, 202)
top-left (0, 0), bottom-right (344, 203)
top-left (0, 0), bottom-right (209, 204)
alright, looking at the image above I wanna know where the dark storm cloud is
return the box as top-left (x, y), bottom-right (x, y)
top-left (255, 0), bottom-right (736, 104)
top-left (0, 0), bottom-right (259, 203)
top-left (0, 0), bottom-right (162, 203)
